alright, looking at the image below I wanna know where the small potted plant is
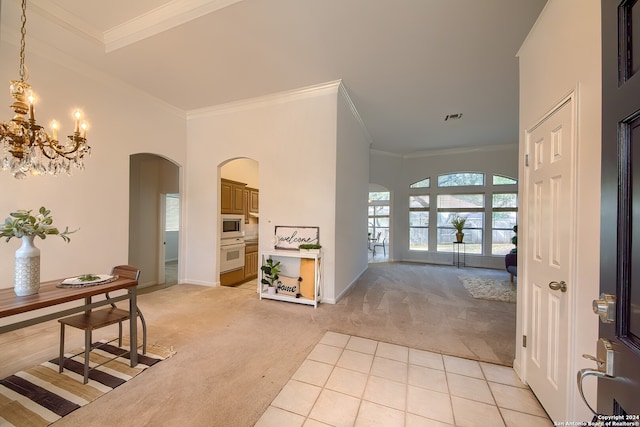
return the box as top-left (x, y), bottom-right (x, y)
top-left (260, 257), bottom-right (281, 295)
top-left (450, 215), bottom-right (466, 243)
top-left (299, 243), bottom-right (322, 254)
top-left (0, 207), bottom-right (75, 296)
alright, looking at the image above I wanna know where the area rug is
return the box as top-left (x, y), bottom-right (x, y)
top-left (0, 339), bottom-right (175, 427)
top-left (459, 276), bottom-right (517, 303)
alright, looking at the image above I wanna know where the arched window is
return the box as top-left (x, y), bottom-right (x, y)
top-left (409, 178), bottom-right (430, 188)
top-left (438, 172), bottom-right (484, 187)
top-left (408, 173), bottom-right (517, 255)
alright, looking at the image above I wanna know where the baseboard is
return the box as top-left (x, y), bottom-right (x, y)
top-left (327, 266), bottom-right (368, 304)
top-left (512, 358), bottom-right (524, 383)
top-left (182, 279), bottom-right (218, 287)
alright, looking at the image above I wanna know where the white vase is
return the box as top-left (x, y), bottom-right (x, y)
top-left (14, 235), bottom-right (41, 296)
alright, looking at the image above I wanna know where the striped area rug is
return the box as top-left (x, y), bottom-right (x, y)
top-left (0, 339), bottom-right (175, 427)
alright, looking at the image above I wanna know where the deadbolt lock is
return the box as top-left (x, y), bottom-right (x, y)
top-left (592, 293), bottom-right (616, 323)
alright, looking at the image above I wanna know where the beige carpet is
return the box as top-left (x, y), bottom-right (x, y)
top-left (0, 262), bottom-right (515, 427)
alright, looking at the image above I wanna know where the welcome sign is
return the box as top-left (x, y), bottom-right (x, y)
top-left (274, 226), bottom-right (319, 250)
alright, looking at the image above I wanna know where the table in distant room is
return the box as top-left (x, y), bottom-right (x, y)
top-left (452, 242), bottom-right (465, 268)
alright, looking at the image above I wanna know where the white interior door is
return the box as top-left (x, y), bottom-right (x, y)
top-left (524, 97), bottom-right (575, 421)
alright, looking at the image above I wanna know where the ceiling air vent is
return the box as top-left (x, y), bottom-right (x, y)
top-left (444, 113), bottom-right (463, 121)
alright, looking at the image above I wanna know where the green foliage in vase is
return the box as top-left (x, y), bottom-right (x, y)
top-left (298, 243), bottom-right (322, 250)
top-left (450, 216), bottom-right (467, 232)
top-left (260, 258), bottom-right (281, 287)
top-left (0, 206), bottom-right (76, 242)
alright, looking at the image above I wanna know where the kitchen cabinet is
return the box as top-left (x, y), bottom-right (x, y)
top-left (220, 268), bottom-right (244, 286)
top-left (244, 242), bottom-right (258, 279)
top-left (243, 187), bottom-right (259, 222)
top-left (221, 179), bottom-right (245, 215)
top-left (248, 187), bottom-right (259, 213)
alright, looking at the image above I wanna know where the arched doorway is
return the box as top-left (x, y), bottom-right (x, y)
top-left (129, 153), bottom-right (181, 287)
top-left (219, 157), bottom-right (259, 287)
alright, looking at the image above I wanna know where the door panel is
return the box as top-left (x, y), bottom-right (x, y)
top-left (525, 99), bottom-right (574, 421)
top-left (598, 0), bottom-right (640, 416)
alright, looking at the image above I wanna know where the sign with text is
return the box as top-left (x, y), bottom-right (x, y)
top-left (274, 226), bottom-right (319, 250)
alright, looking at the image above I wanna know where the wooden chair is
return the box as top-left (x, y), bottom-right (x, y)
top-left (58, 265), bottom-right (147, 384)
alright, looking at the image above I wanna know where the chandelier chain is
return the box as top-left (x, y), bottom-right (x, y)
top-left (19, 0), bottom-right (27, 82)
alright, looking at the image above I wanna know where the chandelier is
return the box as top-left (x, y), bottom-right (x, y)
top-left (0, 0), bottom-right (90, 179)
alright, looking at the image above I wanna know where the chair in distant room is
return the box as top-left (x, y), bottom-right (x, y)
top-left (372, 233), bottom-right (386, 257)
top-left (505, 252), bottom-right (517, 283)
top-left (58, 265), bottom-right (147, 383)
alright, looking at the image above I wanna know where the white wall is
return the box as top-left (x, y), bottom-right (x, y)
top-left (0, 33), bottom-right (186, 289)
top-left (185, 81), bottom-right (366, 302)
top-left (333, 87), bottom-right (370, 302)
top-left (516, 0), bottom-right (601, 420)
top-left (370, 145), bottom-right (518, 268)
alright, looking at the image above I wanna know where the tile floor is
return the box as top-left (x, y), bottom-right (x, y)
top-left (255, 332), bottom-right (553, 427)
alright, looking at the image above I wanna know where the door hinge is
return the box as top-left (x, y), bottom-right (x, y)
top-left (525, 154), bottom-right (529, 167)
top-left (522, 335), bottom-right (527, 347)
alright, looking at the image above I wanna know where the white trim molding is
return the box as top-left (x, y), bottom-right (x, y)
top-left (104, 0), bottom-right (244, 53)
top-left (186, 80), bottom-right (343, 120)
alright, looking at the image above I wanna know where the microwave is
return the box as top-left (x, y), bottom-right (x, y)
top-left (220, 214), bottom-right (245, 239)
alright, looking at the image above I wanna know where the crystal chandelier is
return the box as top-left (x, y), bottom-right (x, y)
top-left (0, 0), bottom-right (90, 179)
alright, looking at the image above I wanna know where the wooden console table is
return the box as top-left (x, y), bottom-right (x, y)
top-left (0, 276), bottom-right (139, 366)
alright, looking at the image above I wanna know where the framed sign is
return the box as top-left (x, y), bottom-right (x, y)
top-left (274, 226), bottom-right (319, 250)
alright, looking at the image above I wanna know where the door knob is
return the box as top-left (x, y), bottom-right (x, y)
top-left (548, 281), bottom-right (567, 292)
top-left (592, 293), bottom-right (616, 323)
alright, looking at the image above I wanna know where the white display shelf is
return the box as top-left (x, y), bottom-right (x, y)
top-left (259, 250), bottom-right (322, 308)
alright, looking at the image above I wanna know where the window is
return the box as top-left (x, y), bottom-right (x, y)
top-left (368, 191), bottom-right (390, 244)
top-left (408, 172), bottom-right (517, 256)
top-left (437, 194), bottom-right (484, 254)
top-left (438, 173), bottom-right (484, 187)
top-left (491, 193), bottom-right (517, 255)
top-left (410, 178), bottom-right (430, 189)
top-left (165, 194), bottom-right (180, 232)
top-left (493, 175), bottom-right (517, 185)
top-left (409, 195), bottom-right (429, 250)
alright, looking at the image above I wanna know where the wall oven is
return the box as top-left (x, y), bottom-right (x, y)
top-left (220, 214), bottom-right (245, 239)
top-left (220, 237), bottom-right (245, 273)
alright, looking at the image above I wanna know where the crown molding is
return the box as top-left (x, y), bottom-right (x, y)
top-left (104, 0), bottom-right (244, 53)
top-left (186, 80), bottom-right (342, 120)
top-left (370, 149), bottom-right (403, 159)
top-left (338, 83), bottom-right (373, 145)
top-left (29, 0), bottom-right (104, 46)
top-left (403, 143), bottom-right (518, 159)
top-left (0, 27), bottom-right (185, 120)
top-left (370, 143), bottom-right (517, 159)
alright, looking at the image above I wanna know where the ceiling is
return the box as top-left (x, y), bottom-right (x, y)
top-left (1, 0), bottom-right (547, 155)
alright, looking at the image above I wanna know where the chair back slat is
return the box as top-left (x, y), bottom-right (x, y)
top-left (111, 265), bottom-right (140, 281)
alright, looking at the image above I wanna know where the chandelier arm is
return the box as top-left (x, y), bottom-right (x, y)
top-left (44, 137), bottom-right (86, 159)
